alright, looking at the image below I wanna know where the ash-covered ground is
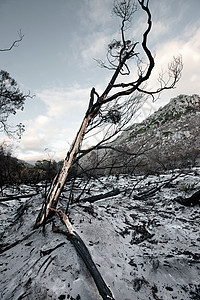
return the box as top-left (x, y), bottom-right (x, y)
top-left (0, 168), bottom-right (200, 300)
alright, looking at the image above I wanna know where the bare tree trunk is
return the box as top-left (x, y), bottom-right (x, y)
top-left (34, 0), bottom-right (182, 230)
top-left (34, 114), bottom-right (92, 228)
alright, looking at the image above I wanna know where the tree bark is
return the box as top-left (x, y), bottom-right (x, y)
top-left (34, 114), bottom-right (93, 228)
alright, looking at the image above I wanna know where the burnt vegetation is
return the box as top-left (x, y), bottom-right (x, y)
top-left (1, 1), bottom-right (199, 300)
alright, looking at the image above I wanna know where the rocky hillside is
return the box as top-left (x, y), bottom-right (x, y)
top-left (83, 94), bottom-right (200, 175)
top-left (123, 94), bottom-right (200, 145)
top-left (119, 94), bottom-right (200, 173)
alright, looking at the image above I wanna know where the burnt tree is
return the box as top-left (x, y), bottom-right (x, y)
top-left (35, 0), bottom-right (182, 228)
top-left (33, 1), bottom-right (183, 299)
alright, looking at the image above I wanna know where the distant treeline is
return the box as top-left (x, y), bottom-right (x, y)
top-left (0, 144), bottom-right (65, 187)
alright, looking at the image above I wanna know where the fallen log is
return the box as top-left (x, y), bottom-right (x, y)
top-left (176, 190), bottom-right (200, 206)
top-left (80, 188), bottom-right (120, 203)
top-left (51, 209), bottom-right (115, 300)
top-left (0, 192), bottom-right (39, 202)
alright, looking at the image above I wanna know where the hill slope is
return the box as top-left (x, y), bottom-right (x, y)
top-left (82, 94), bottom-right (200, 175)
top-left (120, 94), bottom-right (200, 173)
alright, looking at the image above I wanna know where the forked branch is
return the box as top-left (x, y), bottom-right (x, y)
top-left (0, 30), bottom-right (24, 52)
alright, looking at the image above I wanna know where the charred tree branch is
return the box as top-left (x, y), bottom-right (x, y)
top-left (51, 210), bottom-right (115, 300)
top-left (80, 188), bottom-right (120, 203)
top-left (0, 192), bottom-right (39, 202)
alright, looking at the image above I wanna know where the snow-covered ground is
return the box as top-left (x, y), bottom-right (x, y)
top-left (0, 168), bottom-right (200, 300)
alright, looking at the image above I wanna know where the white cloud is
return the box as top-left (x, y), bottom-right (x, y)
top-left (31, 115), bottom-right (50, 128)
top-left (81, 32), bottom-right (109, 64)
top-left (80, 0), bottom-right (112, 30)
top-left (37, 86), bottom-right (90, 118)
top-left (150, 21), bottom-right (170, 41)
top-left (21, 134), bottom-right (46, 152)
top-left (16, 120), bottom-right (75, 161)
top-left (16, 124), bottom-right (76, 162)
top-left (14, 86), bottom-right (96, 161)
top-left (145, 22), bottom-right (200, 106)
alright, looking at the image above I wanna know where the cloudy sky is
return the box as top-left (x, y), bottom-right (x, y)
top-left (0, 0), bottom-right (199, 162)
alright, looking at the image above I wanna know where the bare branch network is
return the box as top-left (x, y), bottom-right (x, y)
top-left (34, 0), bottom-right (183, 230)
top-left (33, 2), bottom-right (183, 299)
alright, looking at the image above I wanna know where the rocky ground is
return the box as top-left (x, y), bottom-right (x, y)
top-left (0, 168), bottom-right (200, 300)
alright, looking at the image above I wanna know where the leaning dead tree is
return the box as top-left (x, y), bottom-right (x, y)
top-left (34, 1), bottom-right (182, 298)
top-left (35, 0), bottom-right (182, 228)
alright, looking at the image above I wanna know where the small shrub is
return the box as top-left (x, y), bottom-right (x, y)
top-left (181, 184), bottom-right (195, 193)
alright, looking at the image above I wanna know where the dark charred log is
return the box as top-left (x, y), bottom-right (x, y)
top-left (176, 190), bottom-right (200, 206)
top-left (0, 192), bottom-right (39, 202)
top-left (52, 223), bottom-right (115, 300)
top-left (81, 188), bottom-right (120, 203)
